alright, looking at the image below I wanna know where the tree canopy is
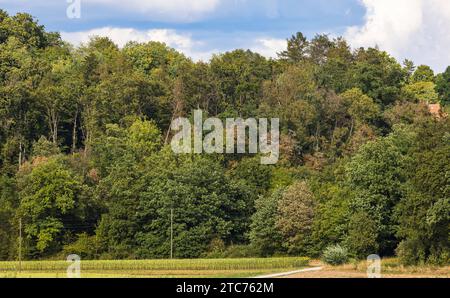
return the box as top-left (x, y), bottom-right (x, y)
top-left (0, 10), bottom-right (448, 264)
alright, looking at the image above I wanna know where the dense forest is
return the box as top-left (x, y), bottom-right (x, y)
top-left (0, 10), bottom-right (448, 265)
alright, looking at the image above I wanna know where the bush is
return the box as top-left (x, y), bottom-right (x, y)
top-left (396, 239), bottom-right (450, 266)
top-left (62, 233), bottom-right (98, 259)
top-left (223, 245), bottom-right (259, 258)
top-left (345, 211), bottom-right (379, 259)
top-left (31, 136), bottom-right (60, 157)
top-left (203, 238), bottom-right (226, 258)
top-left (322, 244), bottom-right (349, 266)
top-left (203, 244), bottom-right (259, 259)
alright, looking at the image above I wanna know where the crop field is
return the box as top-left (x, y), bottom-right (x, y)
top-left (0, 257), bottom-right (310, 278)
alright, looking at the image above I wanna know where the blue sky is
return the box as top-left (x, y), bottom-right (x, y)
top-left (0, 0), bottom-right (365, 33)
top-left (1, 0), bottom-right (449, 71)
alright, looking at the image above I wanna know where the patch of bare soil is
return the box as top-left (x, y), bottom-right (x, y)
top-left (283, 260), bottom-right (450, 278)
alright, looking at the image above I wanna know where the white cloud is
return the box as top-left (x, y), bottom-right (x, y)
top-left (345, 0), bottom-right (450, 72)
top-left (250, 38), bottom-right (286, 58)
top-left (62, 27), bottom-right (194, 49)
top-left (61, 27), bottom-right (287, 62)
top-left (61, 27), bottom-right (215, 61)
top-left (85, 0), bottom-right (221, 22)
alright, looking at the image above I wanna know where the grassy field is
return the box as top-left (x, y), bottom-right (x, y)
top-left (0, 257), bottom-right (310, 278)
top-left (2, 257), bottom-right (446, 278)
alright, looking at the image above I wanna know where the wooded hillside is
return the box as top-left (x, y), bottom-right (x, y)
top-left (0, 11), bottom-right (448, 265)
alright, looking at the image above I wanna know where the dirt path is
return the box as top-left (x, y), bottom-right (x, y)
top-left (255, 267), bottom-right (323, 278)
top-left (282, 260), bottom-right (450, 278)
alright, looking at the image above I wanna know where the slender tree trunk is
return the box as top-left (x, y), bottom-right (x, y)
top-left (47, 107), bottom-right (54, 143)
top-left (347, 118), bottom-right (354, 143)
top-left (52, 117), bottom-right (58, 145)
top-left (314, 122), bottom-right (320, 152)
top-left (47, 107), bottom-right (58, 144)
top-left (164, 79), bottom-right (184, 145)
top-left (72, 108), bottom-right (78, 154)
top-left (18, 141), bottom-right (22, 166)
top-left (84, 130), bottom-right (90, 156)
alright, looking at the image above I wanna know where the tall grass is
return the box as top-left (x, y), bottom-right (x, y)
top-left (0, 257), bottom-right (309, 272)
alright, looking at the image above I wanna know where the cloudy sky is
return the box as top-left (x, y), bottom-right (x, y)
top-left (1, 0), bottom-right (449, 72)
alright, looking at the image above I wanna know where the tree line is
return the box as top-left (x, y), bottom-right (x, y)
top-left (0, 11), bottom-right (449, 265)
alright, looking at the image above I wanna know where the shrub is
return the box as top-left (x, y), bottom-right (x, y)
top-left (62, 233), bottom-right (98, 259)
top-left (203, 238), bottom-right (226, 258)
top-left (345, 211), bottom-right (379, 259)
top-left (223, 245), bottom-right (259, 258)
top-left (322, 244), bottom-right (349, 266)
top-left (203, 244), bottom-right (259, 259)
top-left (31, 136), bottom-right (60, 157)
top-left (396, 239), bottom-right (450, 266)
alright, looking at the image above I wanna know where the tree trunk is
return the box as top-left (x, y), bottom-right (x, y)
top-left (347, 118), bottom-right (354, 143)
top-left (314, 122), bottom-right (320, 152)
top-left (18, 141), bottom-right (22, 166)
top-left (164, 79), bottom-right (184, 145)
top-left (72, 108), bottom-right (78, 154)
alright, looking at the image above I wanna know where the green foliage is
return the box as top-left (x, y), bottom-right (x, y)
top-left (344, 126), bottom-right (416, 255)
top-left (341, 88), bottom-right (380, 128)
top-left (123, 41), bottom-right (187, 77)
top-left (0, 11), bottom-right (448, 265)
top-left (321, 244), bottom-right (349, 266)
top-left (395, 144), bottom-right (450, 265)
top-left (210, 49), bottom-right (271, 116)
top-left (229, 156), bottom-right (272, 196)
top-left (205, 242), bottom-right (258, 259)
top-left (221, 245), bottom-right (259, 258)
top-left (0, 174), bottom-right (17, 259)
top-left (92, 118), bottom-right (161, 175)
top-left (96, 151), bottom-right (255, 259)
top-left (436, 66), bottom-right (450, 105)
top-left (316, 37), bottom-right (353, 93)
top-left (411, 65), bottom-right (435, 83)
top-left (0, 10), bottom-right (59, 48)
top-left (278, 32), bottom-right (309, 63)
top-left (63, 233), bottom-right (98, 259)
top-left (269, 167), bottom-right (300, 190)
top-left (350, 48), bottom-right (405, 106)
top-left (249, 190), bottom-right (285, 256)
top-left (402, 81), bottom-right (439, 103)
top-left (311, 184), bottom-right (351, 255)
top-left (31, 136), bottom-right (60, 157)
top-left (17, 156), bottom-right (84, 256)
top-left (345, 211), bottom-right (379, 259)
